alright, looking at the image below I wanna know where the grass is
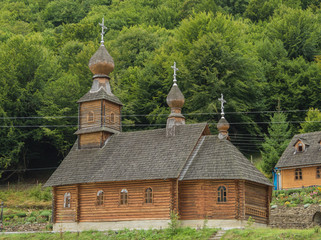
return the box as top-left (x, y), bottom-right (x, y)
top-left (0, 228), bottom-right (217, 240)
top-left (222, 228), bottom-right (321, 240)
top-left (0, 184), bottom-right (52, 231)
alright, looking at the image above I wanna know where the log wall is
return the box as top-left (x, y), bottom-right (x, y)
top-left (281, 166), bottom-right (321, 189)
top-left (244, 181), bottom-right (270, 224)
top-left (54, 185), bottom-right (77, 223)
top-left (179, 180), bottom-right (240, 220)
top-left (54, 180), bottom-right (176, 223)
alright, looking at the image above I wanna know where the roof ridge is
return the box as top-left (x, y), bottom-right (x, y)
top-left (179, 136), bottom-right (206, 181)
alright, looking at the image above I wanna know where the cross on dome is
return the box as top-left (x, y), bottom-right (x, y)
top-left (171, 62), bottom-right (179, 86)
top-left (99, 17), bottom-right (107, 45)
top-left (218, 93), bottom-right (226, 117)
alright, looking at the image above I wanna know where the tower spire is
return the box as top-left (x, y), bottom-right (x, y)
top-left (99, 17), bottom-right (107, 46)
top-left (171, 62), bottom-right (178, 86)
top-left (217, 93), bottom-right (230, 140)
top-left (166, 61), bottom-right (185, 137)
top-left (218, 93), bottom-right (226, 118)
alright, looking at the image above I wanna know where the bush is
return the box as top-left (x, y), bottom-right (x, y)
top-left (39, 210), bottom-right (52, 221)
top-left (26, 217), bottom-right (37, 223)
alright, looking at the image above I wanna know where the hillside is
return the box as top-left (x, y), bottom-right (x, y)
top-left (1, 0), bottom-right (321, 179)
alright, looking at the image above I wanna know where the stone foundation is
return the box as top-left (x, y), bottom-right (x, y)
top-left (53, 219), bottom-right (267, 232)
top-left (270, 204), bottom-right (321, 229)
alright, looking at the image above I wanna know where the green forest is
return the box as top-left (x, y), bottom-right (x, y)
top-left (0, 0), bottom-right (321, 180)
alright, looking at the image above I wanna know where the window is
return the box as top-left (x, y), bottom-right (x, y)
top-left (87, 111), bottom-right (94, 122)
top-left (317, 167), bottom-right (321, 179)
top-left (110, 112), bottom-right (115, 123)
top-left (145, 188), bottom-right (153, 204)
top-left (217, 186), bottom-right (227, 203)
top-left (298, 143), bottom-right (303, 152)
top-left (120, 189), bottom-right (128, 205)
top-left (295, 168), bottom-right (302, 180)
top-left (97, 190), bottom-right (104, 206)
top-left (64, 192), bottom-right (71, 208)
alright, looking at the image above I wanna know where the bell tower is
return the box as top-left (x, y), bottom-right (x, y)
top-left (75, 18), bottom-right (122, 149)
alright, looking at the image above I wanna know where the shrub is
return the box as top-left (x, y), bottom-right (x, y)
top-left (26, 217), bottom-right (37, 223)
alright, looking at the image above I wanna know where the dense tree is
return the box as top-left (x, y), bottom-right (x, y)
top-left (300, 108), bottom-right (321, 133)
top-left (1, 0), bottom-right (321, 179)
top-left (261, 112), bottom-right (292, 177)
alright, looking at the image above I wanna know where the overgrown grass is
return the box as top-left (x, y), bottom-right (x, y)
top-left (0, 184), bottom-right (52, 209)
top-left (0, 228), bottom-right (217, 239)
top-left (272, 186), bottom-right (321, 207)
top-left (0, 184), bottom-right (52, 231)
top-left (223, 228), bottom-right (321, 240)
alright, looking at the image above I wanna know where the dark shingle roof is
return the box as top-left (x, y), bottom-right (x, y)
top-left (276, 131), bottom-right (321, 168)
top-left (45, 123), bottom-right (271, 187)
top-left (77, 88), bottom-right (122, 105)
top-left (181, 136), bottom-right (272, 186)
top-left (45, 123), bottom-right (207, 187)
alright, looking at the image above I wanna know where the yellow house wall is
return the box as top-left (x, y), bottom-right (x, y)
top-left (281, 166), bottom-right (321, 189)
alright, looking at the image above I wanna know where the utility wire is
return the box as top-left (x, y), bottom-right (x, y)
top-left (0, 108), bottom-right (311, 119)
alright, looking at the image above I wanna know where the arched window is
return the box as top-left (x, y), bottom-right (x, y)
top-left (317, 167), bottom-right (321, 179)
top-left (97, 190), bottom-right (104, 206)
top-left (64, 192), bottom-right (71, 208)
top-left (120, 189), bottom-right (128, 205)
top-left (295, 168), bottom-right (302, 180)
top-left (87, 111), bottom-right (94, 122)
top-left (217, 186), bottom-right (227, 203)
top-left (145, 188), bottom-right (153, 204)
top-left (110, 112), bottom-right (115, 123)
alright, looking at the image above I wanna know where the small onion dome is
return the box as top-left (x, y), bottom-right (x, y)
top-left (89, 45), bottom-right (114, 75)
top-left (166, 84), bottom-right (185, 108)
top-left (217, 117), bottom-right (230, 132)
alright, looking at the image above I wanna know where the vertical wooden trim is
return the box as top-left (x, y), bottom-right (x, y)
top-left (266, 186), bottom-right (272, 224)
top-left (100, 100), bottom-right (103, 127)
top-left (75, 184), bottom-right (80, 222)
top-left (176, 178), bottom-right (179, 215)
top-left (235, 180), bottom-right (239, 220)
top-left (119, 105), bottom-right (122, 132)
top-left (242, 180), bottom-right (245, 220)
top-left (78, 103), bottom-right (81, 129)
top-left (52, 187), bottom-right (56, 223)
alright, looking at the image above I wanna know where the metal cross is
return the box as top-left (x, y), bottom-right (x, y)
top-left (99, 17), bottom-right (107, 45)
top-left (218, 93), bottom-right (226, 117)
top-left (171, 62), bottom-right (179, 85)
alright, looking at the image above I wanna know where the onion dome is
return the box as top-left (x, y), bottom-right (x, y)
top-left (167, 84), bottom-right (185, 108)
top-left (217, 117), bottom-right (230, 132)
top-left (89, 45), bottom-right (114, 76)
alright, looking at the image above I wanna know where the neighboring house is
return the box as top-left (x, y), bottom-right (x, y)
top-left (275, 131), bottom-right (321, 190)
top-left (45, 22), bottom-right (272, 231)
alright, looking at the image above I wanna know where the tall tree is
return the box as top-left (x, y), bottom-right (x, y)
top-left (261, 112), bottom-right (291, 177)
top-left (300, 108), bottom-right (321, 133)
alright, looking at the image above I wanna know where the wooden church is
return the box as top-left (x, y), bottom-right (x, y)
top-left (45, 20), bottom-right (272, 231)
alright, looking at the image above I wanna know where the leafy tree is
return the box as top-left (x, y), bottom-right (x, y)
top-left (261, 112), bottom-right (291, 177)
top-left (266, 6), bottom-right (321, 61)
top-left (300, 108), bottom-right (321, 133)
top-left (244, 0), bottom-right (280, 22)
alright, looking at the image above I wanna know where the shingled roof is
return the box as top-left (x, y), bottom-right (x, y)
top-left (45, 123), bottom-right (271, 187)
top-left (276, 131), bottom-right (321, 168)
top-left (45, 123), bottom-right (207, 187)
top-left (180, 135), bottom-right (272, 186)
top-left (77, 88), bottom-right (122, 105)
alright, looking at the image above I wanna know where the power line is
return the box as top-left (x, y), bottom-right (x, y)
top-left (0, 108), bottom-right (311, 119)
top-left (0, 120), bottom-right (320, 128)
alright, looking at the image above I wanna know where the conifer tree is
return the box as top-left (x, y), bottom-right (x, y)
top-left (261, 112), bottom-right (291, 177)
